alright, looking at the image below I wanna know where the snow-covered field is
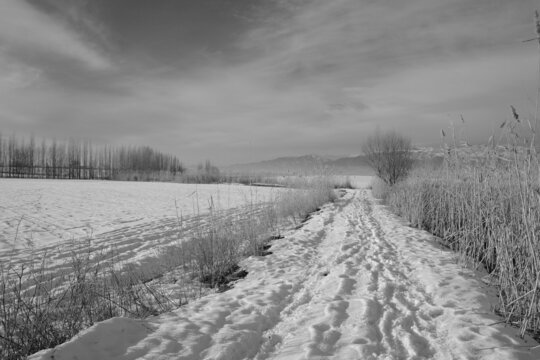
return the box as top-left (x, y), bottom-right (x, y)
top-left (0, 179), bottom-right (281, 265)
top-left (30, 189), bottom-right (540, 360)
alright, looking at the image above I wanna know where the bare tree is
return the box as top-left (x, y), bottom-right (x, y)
top-left (29, 134), bottom-right (35, 177)
top-left (0, 133), bottom-right (185, 180)
top-left (362, 130), bottom-right (413, 185)
top-left (0, 132), bottom-right (3, 170)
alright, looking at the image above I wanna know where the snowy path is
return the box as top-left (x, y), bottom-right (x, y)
top-left (31, 190), bottom-right (540, 360)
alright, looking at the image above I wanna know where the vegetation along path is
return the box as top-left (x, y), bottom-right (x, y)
top-left (31, 190), bottom-right (540, 360)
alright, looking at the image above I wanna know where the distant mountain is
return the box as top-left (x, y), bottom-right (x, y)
top-left (224, 154), bottom-right (373, 175)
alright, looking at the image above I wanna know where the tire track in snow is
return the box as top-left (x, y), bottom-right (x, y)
top-left (253, 194), bottom-right (358, 360)
top-left (259, 191), bottom-right (380, 359)
top-left (307, 192), bottom-right (435, 360)
top-left (351, 195), bottom-right (440, 359)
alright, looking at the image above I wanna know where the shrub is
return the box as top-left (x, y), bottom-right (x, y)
top-left (362, 130), bottom-right (413, 185)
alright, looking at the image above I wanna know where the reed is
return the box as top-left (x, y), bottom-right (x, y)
top-left (385, 117), bottom-right (540, 338)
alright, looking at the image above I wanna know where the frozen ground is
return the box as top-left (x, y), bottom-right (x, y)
top-left (0, 179), bottom-right (281, 266)
top-left (30, 189), bottom-right (540, 360)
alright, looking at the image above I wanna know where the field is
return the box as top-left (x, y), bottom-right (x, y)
top-left (0, 179), bottom-right (281, 262)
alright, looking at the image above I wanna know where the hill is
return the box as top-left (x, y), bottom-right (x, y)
top-left (224, 154), bottom-right (373, 175)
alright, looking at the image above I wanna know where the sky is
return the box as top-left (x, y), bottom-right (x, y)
top-left (0, 0), bottom-right (539, 165)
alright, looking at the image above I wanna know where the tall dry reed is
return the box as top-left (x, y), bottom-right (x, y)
top-left (386, 112), bottom-right (540, 338)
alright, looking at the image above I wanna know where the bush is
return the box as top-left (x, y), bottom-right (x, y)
top-left (362, 130), bottom-right (413, 185)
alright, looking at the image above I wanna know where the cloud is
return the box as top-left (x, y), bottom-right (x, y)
top-left (242, 0), bottom-right (532, 81)
top-left (0, 0), bottom-right (111, 72)
top-left (233, 0), bottom-right (537, 144)
top-left (0, 53), bottom-right (42, 89)
top-left (0, 0), bottom-right (538, 164)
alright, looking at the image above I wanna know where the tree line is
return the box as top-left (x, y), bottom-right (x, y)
top-left (0, 133), bottom-right (185, 180)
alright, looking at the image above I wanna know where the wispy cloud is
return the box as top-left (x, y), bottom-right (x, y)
top-left (0, 0), bottom-right (111, 80)
top-left (233, 0), bottom-right (537, 145)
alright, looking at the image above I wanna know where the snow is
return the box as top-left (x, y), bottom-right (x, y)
top-left (29, 189), bottom-right (540, 360)
top-left (0, 179), bottom-right (280, 270)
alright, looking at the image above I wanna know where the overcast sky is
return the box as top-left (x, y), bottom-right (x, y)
top-left (0, 0), bottom-right (538, 165)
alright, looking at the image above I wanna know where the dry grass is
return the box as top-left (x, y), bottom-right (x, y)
top-left (277, 176), bottom-right (337, 223)
top-left (368, 176), bottom-right (390, 200)
top-left (332, 176), bottom-right (355, 189)
top-left (0, 244), bottom-right (176, 360)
